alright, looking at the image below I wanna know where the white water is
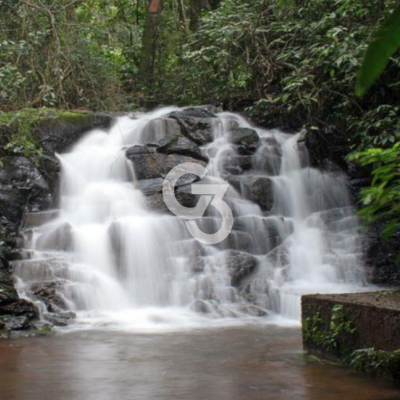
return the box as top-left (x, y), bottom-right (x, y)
top-left (13, 107), bottom-right (366, 331)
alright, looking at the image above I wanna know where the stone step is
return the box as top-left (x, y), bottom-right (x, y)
top-left (22, 210), bottom-right (59, 229)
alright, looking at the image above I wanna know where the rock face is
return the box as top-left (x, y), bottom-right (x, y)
top-left (228, 127), bottom-right (260, 155)
top-left (168, 108), bottom-right (217, 145)
top-left (223, 250), bottom-right (258, 287)
top-left (0, 111), bottom-right (112, 335)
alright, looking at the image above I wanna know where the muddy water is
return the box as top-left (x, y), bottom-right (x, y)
top-left (0, 326), bottom-right (399, 400)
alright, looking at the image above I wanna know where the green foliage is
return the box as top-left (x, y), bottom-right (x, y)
top-left (356, 3), bottom-right (400, 97)
top-left (303, 305), bottom-right (356, 356)
top-left (349, 144), bottom-right (400, 240)
top-left (349, 348), bottom-right (400, 380)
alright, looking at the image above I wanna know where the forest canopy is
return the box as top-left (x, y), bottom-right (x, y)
top-left (1, 0), bottom-right (400, 238)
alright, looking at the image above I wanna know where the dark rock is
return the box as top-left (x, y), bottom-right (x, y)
top-left (229, 127), bottom-right (259, 147)
top-left (1, 316), bottom-right (30, 331)
top-left (22, 210), bottom-right (59, 229)
top-left (0, 156), bottom-right (52, 231)
top-left (189, 299), bottom-right (212, 313)
top-left (43, 312), bottom-right (72, 327)
top-left (0, 256), bottom-right (19, 307)
top-left (168, 108), bottom-right (216, 145)
top-left (32, 286), bottom-right (68, 312)
top-left (365, 223), bottom-right (400, 285)
top-left (214, 231), bottom-right (253, 252)
top-left (32, 113), bottom-right (113, 155)
top-left (126, 145), bottom-right (207, 181)
top-left (0, 298), bottom-right (38, 320)
top-left (228, 175), bottom-right (274, 211)
top-left (236, 304), bottom-right (268, 317)
top-left (222, 250), bottom-right (258, 286)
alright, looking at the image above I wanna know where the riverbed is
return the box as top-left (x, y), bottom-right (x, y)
top-left (1, 325), bottom-right (399, 400)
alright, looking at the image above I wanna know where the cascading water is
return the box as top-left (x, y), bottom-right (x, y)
top-left (12, 107), bottom-right (366, 330)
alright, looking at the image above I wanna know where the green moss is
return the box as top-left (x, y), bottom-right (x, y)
top-left (0, 108), bottom-right (98, 163)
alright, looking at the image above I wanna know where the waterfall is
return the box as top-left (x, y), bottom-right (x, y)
top-left (12, 107), bottom-right (366, 329)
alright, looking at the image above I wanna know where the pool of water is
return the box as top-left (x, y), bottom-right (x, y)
top-left (0, 325), bottom-right (399, 400)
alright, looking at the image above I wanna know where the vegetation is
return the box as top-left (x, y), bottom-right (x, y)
top-left (349, 348), bottom-right (400, 380)
top-left (1, 0), bottom-right (400, 237)
top-left (303, 305), bottom-right (357, 357)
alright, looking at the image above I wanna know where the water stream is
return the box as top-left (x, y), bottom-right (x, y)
top-left (13, 107), bottom-right (366, 330)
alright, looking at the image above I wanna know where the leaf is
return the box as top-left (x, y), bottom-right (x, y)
top-left (382, 219), bottom-right (399, 240)
top-left (356, 4), bottom-right (400, 97)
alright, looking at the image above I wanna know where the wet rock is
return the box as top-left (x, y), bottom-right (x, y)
top-left (35, 222), bottom-right (73, 252)
top-left (32, 113), bottom-right (113, 155)
top-left (229, 176), bottom-right (274, 211)
top-left (0, 298), bottom-right (38, 320)
top-left (145, 190), bottom-right (198, 214)
top-left (126, 145), bottom-right (206, 181)
top-left (236, 304), bottom-right (268, 317)
top-left (228, 128), bottom-right (259, 155)
top-left (1, 316), bottom-right (30, 331)
top-left (214, 231), bottom-right (253, 253)
top-left (0, 256), bottom-right (19, 307)
top-left (168, 108), bottom-right (216, 145)
top-left (222, 250), bottom-right (258, 286)
top-left (22, 210), bottom-right (59, 229)
top-left (32, 286), bottom-right (68, 312)
top-left (189, 299), bottom-right (212, 313)
top-left (43, 312), bottom-right (74, 327)
top-left (189, 256), bottom-right (205, 274)
top-left (157, 135), bottom-right (207, 162)
top-left (0, 156), bottom-right (52, 230)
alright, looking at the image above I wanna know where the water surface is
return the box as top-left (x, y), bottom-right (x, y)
top-left (1, 325), bottom-right (399, 400)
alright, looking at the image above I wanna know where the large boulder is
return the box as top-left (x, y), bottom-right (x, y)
top-left (0, 156), bottom-right (52, 244)
top-left (228, 127), bottom-right (260, 155)
top-left (140, 118), bottom-right (207, 161)
top-left (228, 175), bottom-right (274, 211)
top-left (221, 250), bottom-right (258, 287)
top-left (168, 108), bottom-right (217, 145)
top-left (126, 145), bottom-right (206, 181)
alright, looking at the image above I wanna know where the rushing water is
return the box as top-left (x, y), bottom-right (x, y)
top-left (13, 107), bottom-right (366, 329)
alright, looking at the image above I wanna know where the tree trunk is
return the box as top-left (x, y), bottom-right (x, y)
top-left (139, 0), bottom-right (163, 90)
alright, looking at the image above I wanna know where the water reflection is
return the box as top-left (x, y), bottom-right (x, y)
top-left (0, 326), bottom-right (399, 400)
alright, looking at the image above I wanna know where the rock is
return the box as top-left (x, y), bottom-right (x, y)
top-left (43, 312), bottom-right (73, 327)
top-left (189, 256), bottom-right (205, 274)
top-left (214, 231), bottom-right (253, 252)
top-left (32, 286), bottom-right (68, 312)
top-left (22, 210), bottom-right (59, 229)
top-left (0, 256), bottom-right (19, 307)
top-left (145, 190), bottom-right (198, 214)
top-left (126, 145), bottom-right (207, 181)
top-left (1, 316), bottom-right (30, 331)
top-left (0, 298), bottom-right (38, 320)
top-left (0, 156), bottom-right (52, 230)
top-left (168, 108), bottom-right (216, 145)
top-left (252, 137), bottom-right (282, 175)
top-left (32, 112), bottom-right (113, 155)
top-left (221, 250), bottom-right (258, 286)
top-left (35, 222), bottom-right (73, 252)
top-left (228, 127), bottom-right (259, 155)
top-left (228, 175), bottom-right (274, 211)
top-left (189, 299), bottom-right (212, 313)
top-left (157, 135), bottom-right (207, 162)
top-left (236, 304), bottom-right (268, 317)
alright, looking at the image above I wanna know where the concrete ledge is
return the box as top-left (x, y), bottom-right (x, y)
top-left (302, 291), bottom-right (400, 380)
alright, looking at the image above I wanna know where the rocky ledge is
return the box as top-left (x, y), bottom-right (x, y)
top-left (0, 109), bottom-right (113, 337)
top-left (302, 291), bottom-right (400, 382)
